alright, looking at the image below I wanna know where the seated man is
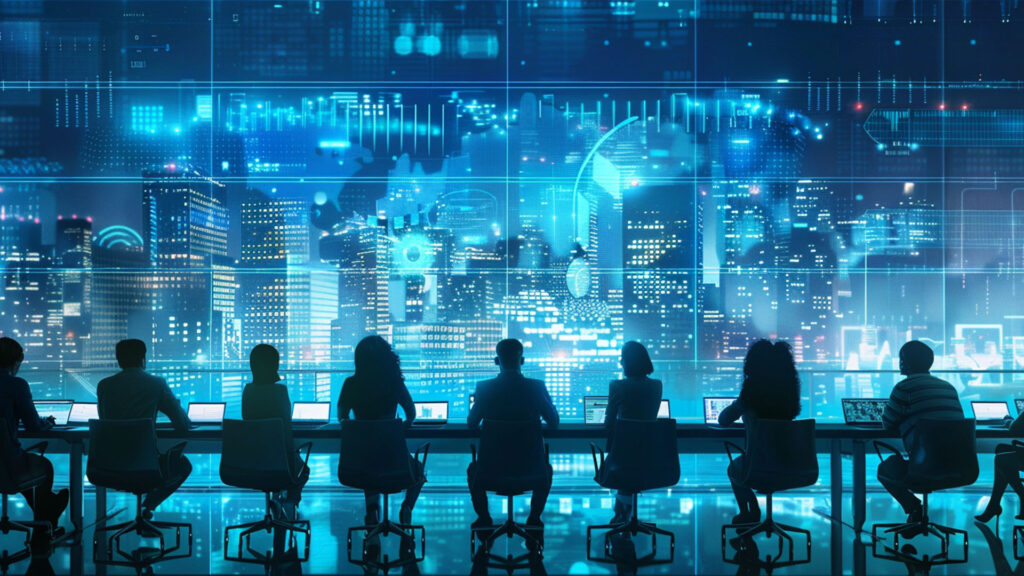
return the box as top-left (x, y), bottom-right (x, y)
top-left (879, 340), bottom-right (964, 523)
top-left (0, 337), bottom-right (69, 545)
top-left (97, 339), bottom-right (192, 516)
top-left (467, 339), bottom-right (559, 534)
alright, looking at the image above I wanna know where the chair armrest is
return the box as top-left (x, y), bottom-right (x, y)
top-left (23, 442), bottom-right (47, 456)
top-left (589, 442), bottom-right (605, 476)
top-left (1012, 439), bottom-right (1024, 449)
top-left (873, 441), bottom-right (903, 462)
top-left (413, 442), bottom-right (431, 469)
top-left (470, 443), bottom-right (477, 463)
top-left (723, 441), bottom-right (745, 463)
top-left (295, 442), bottom-right (313, 468)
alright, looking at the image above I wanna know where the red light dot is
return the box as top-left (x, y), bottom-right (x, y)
top-left (855, 102), bottom-right (863, 111)
top-left (939, 103), bottom-right (946, 110)
top-left (961, 103), bottom-right (969, 111)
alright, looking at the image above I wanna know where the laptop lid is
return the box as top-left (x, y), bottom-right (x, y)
top-left (583, 396), bottom-right (608, 425)
top-left (658, 399), bottom-right (670, 418)
top-left (69, 402), bottom-right (98, 424)
top-left (703, 397), bottom-right (740, 425)
top-left (34, 400), bottom-right (73, 426)
top-left (841, 398), bottom-right (888, 425)
top-left (292, 402), bottom-right (330, 423)
top-left (187, 402), bottom-right (226, 423)
top-left (1015, 398), bottom-right (1024, 417)
top-left (972, 401), bottom-right (1010, 421)
top-left (415, 401), bottom-right (448, 423)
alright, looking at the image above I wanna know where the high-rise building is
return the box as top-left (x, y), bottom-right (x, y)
top-left (0, 219), bottom-right (60, 364)
top-left (56, 216), bottom-right (92, 364)
top-left (88, 225), bottom-right (150, 366)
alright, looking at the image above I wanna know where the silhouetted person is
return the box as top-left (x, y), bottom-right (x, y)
top-left (604, 341), bottom-right (662, 523)
top-left (467, 339), bottom-right (558, 532)
top-left (338, 335), bottom-right (424, 525)
top-left (879, 340), bottom-right (963, 524)
top-left (243, 344), bottom-right (309, 510)
top-left (976, 413), bottom-right (1024, 522)
top-left (0, 338), bottom-right (69, 542)
top-left (719, 339), bottom-right (801, 524)
top-left (97, 339), bottom-right (192, 514)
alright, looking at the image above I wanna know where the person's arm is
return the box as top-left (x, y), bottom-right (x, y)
top-left (398, 381), bottom-right (415, 426)
top-left (1010, 414), bottom-right (1024, 436)
top-left (15, 378), bottom-right (52, 432)
top-left (156, 378), bottom-right (192, 432)
top-left (338, 382), bottom-right (350, 421)
top-left (718, 398), bottom-right (744, 426)
top-left (467, 384), bottom-right (483, 429)
top-left (881, 383), bottom-right (907, 431)
top-left (539, 380), bottom-right (559, 428)
top-left (604, 380), bottom-right (621, 433)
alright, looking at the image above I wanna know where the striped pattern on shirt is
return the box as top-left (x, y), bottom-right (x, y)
top-left (882, 373), bottom-right (963, 450)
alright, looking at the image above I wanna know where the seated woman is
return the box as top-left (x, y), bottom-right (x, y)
top-left (604, 341), bottom-right (663, 524)
top-left (338, 336), bottom-right (424, 526)
top-left (718, 339), bottom-right (801, 524)
top-left (242, 344), bottom-right (309, 512)
top-left (975, 417), bottom-right (1024, 522)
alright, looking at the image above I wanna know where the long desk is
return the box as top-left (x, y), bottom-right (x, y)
top-left (20, 423), bottom-right (1019, 576)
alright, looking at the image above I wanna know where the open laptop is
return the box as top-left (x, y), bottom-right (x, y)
top-left (292, 402), bottom-right (330, 426)
top-left (583, 396), bottom-right (609, 425)
top-left (1015, 398), bottom-right (1024, 417)
top-left (187, 402), bottom-right (226, 425)
top-left (69, 402), bottom-right (98, 424)
top-left (841, 398), bottom-right (888, 427)
top-left (971, 401), bottom-right (1011, 426)
top-left (33, 400), bottom-right (73, 426)
top-left (412, 401), bottom-right (448, 425)
top-left (658, 399), bottom-right (671, 419)
top-left (704, 397), bottom-right (741, 425)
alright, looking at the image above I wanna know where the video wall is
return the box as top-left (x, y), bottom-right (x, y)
top-left (2, 0), bottom-right (1023, 418)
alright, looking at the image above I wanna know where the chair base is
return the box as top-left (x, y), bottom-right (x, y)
top-left (870, 494), bottom-right (968, 568)
top-left (347, 494), bottom-right (424, 574)
top-left (1014, 525), bottom-right (1024, 560)
top-left (93, 494), bottom-right (192, 569)
top-left (225, 493), bottom-right (310, 565)
top-left (721, 494), bottom-right (812, 572)
top-left (586, 493), bottom-right (674, 566)
top-left (470, 494), bottom-right (542, 572)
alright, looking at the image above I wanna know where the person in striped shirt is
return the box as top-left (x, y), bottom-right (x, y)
top-left (878, 340), bottom-right (964, 522)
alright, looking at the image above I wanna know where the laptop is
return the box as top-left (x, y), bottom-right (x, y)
top-left (1015, 398), bottom-right (1024, 417)
top-left (841, 398), bottom-right (888, 427)
top-left (187, 402), bottom-right (226, 425)
top-left (413, 401), bottom-right (448, 425)
top-left (583, 396), bottom-right (609, 425)
top-left (69, 402), bottom-right (98, 424)
top-left (971, 401), bottom-right (1011, 425)
top-left (292, 402), bottom-right (330, 425)
top-left (658, 399), bottom-right (671, 419)
top-left (33, 400), bottom-right (73, 426)
top-left (704, 397), bottom-right (741, 425)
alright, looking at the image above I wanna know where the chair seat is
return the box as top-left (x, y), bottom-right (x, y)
top-left (749, 471), bottom-right (818, 494)
top-left (88, 469), bottom-right (164, 495)
top-left (476, 473), bottom-right (547, 496)
top-left (902, 472), bottom-right (975, 494)
top-left (339, 469), bottom-right (415, 494)
top-left (221, 466), bottom-right (295, 493)
top-left (597, 464), bottom-right (678, 493)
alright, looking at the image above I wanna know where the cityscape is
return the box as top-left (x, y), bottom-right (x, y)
top-left (2, 0), bottom-right (1024, 420)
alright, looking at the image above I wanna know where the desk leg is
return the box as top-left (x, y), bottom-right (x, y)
top-left (95, 486), bottom-right (106, 576)
top-left (853, 440), bottom-right (866, 576)
top-left (69, 441), bottom-right (84, 576)
top-left (830, 439), bottom-right (843, 576)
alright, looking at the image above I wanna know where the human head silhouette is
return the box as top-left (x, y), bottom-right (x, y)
top-left (899, 340), bottom-right (934, 376)
top-left (116, 339), bottom-right (147, 369)
top-left (495, 338), bottom-right (524, 371)
top-left (620, 341), bottom-right (654, 378)
top-left (354, 335), bottom-right (403, 383)
top-left (0, 337), bottom-right (24, 376)
top-left (249, 344), bottom-right (281, 382)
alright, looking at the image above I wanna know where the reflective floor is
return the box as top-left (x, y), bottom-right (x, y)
top-left (2, 487), bottom-right (1020, 575)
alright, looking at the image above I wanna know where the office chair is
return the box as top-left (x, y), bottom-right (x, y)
top-left (0, 421), bottom-right (58, 567)
top-left (872, 418), bottom-right (978, 568)
top-left (721, 418), bottom-right (819, 572)
top-left (87, 418), bottom-right (192, 568)
top-left (220, 418), bottom-right (311, 565)
top-left (338, 418), bottom-right (429, 573)
top-left (588, 418), bottom-right (679, 566)
top-left (470, 419), bottom-right (550, 571)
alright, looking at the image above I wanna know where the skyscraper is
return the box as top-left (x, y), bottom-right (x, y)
top-left (56, 216), bottom-right (92, 364)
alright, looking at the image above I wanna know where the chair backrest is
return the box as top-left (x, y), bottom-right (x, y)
top-left (338, 418), bottom-right (415, 493)
top-left (220, 419), bottom-right (294, 492)
top-left (86, 418), bottom-right (163, 493)
top-left (0, 419), bottom-right (22, 492)
top-left (600, 418), bottom-right (680, 493)
top-left (905, 418), bottom-right (979, 492)
top-left (741, 418), bottom-right (818, 494)
top-left (474, 419), bottom-right (548, 495)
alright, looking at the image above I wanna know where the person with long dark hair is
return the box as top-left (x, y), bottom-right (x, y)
top-left (604, 341), bottom-right (663, 523)
top-left (339, 336), bottom-right (423, 525)
top-left (718, 339), bottom-right (801, 523)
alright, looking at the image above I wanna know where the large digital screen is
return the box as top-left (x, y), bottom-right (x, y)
top-left (1, 1), bottom-right (1022, 420)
